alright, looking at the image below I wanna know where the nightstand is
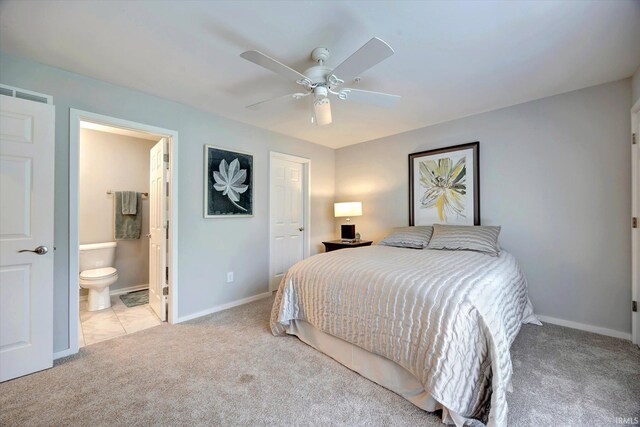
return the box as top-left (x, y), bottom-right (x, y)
top-left (322, 240), bottom-right (373, 252)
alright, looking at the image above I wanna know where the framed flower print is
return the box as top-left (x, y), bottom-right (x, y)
top-left (204, 145), bottom-right (254, 218)
top-left (409, 142), bottom-right (479, 226)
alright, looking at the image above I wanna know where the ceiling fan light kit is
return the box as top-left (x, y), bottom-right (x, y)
top-left (313, 97), bottom-right (332, 126)
top-left (241, 37), bottom-right (400, 126)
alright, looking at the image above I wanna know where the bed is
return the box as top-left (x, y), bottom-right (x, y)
top-left (270, 244), bottom-right (540, 427)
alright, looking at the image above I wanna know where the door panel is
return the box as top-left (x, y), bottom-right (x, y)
top-left (0, 157), bottom-right (31, 238)
top-left (0, 95), bottom-right (55, 382)
top-left (0, 265), bottom-right (30, 350)
top-left (149, 139), bottom-right (166, 321)
top-left (270, 157), bottom-right (304, 290)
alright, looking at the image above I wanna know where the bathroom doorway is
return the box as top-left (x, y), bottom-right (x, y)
top-left (69, 110), bottom-right (179, 353)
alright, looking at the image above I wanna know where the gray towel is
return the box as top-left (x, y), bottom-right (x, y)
top-left (121, 191), bottom-right (138, 215)
top-left (114, 192), bottom-right (142, 240)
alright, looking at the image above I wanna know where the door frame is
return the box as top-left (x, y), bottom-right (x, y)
top-left (268, 152), bottom-right (311, 291)
top-left (68, 109), bottom-right (179, 356)
top-left (632, 98), bottom-right (640, 346)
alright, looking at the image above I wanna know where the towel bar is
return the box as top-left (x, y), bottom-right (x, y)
top-left (106, 190), bottom-right (149, 197)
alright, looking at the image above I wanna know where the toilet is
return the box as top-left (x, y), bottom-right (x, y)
top-left (79, 242), bottom-right (119, 311)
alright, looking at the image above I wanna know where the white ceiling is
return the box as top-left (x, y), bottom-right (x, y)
top-left (1, 1), bottom-right (639, 149)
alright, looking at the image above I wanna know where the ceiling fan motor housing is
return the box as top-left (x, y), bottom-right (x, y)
top-left (304, 65), bottom-right (332, 85)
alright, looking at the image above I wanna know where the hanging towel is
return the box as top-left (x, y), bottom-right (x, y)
top-left (114, 191), bottom-right (142, 240)
top-left (121, 191), bottom-right (138, 215)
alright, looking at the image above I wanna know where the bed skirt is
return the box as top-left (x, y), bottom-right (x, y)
top-left (286, 319), bottom-right (476, 427)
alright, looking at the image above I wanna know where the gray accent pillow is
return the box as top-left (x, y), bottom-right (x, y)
top-left (378, 226), bottom-right (433, 249)
top-left (428, 224), bottom-right (501, 256)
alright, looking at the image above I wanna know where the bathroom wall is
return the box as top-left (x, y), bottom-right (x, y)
top-left (633, 64), bottom-right (640, 105)
top-left (79, 128), bottom-right (156, 294)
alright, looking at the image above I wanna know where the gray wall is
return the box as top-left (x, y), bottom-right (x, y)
top-left (80, 128), bottom-right (155, 292)
top-left (633, 65), bottom-right (640, 105)
top-left (336, 79), bottom-right (632, 335)
top-left (0, 53), bottom-right (335, 353)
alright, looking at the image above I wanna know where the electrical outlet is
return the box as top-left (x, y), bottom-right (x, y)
top-left (226, 272), bottom-right (234, 283)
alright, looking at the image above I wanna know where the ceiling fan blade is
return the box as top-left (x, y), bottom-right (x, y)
top-left (313, 97), bottom-right (332, 126)
top-left (246, 93), bottom-right (308, 111)
top-left (340, 88), bottom-right (401, 108)
top-left (330, 37), bottom-right (394, 85)
top-left (240, 50), bottom-right (308, 83)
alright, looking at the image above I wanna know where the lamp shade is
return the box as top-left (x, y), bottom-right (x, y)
top-left (334, 202), bottom-right (362, 218)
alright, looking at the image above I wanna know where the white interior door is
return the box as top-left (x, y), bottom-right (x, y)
top-left (270, 157), bottom-right (304, 291)
top-left (149, 138), bottom-right (167, 321)
top-left (635, 140), bottom-right (639, 346)
top-left (633, 106), bottom-right (640, 347)
top-left (0, 95), bottom-right (55, 381)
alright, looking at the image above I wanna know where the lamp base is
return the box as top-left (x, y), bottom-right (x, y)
top-left (341, 224), bottom-right (355, 240)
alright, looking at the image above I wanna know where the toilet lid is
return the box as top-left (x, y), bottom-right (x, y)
top-left (80, 267), bottom-right (117, 280)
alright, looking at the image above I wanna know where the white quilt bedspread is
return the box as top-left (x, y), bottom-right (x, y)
top-left (270, 245), bottom-right (540, 426)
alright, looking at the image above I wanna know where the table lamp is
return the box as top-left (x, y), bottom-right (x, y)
top-left (334, 202), bottom-right (362, 242)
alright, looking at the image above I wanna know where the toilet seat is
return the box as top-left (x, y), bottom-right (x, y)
top-left (80, 267), bottom-right (117, 280)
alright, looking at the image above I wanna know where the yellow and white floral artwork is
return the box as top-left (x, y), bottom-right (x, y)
top-left (419, 156), bottom-right (466, 222)
top-left (410, 142), bottom-right (478, 226)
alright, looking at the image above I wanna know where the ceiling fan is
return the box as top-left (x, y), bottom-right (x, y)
top-left (240, 37), bottom-right (400, 126)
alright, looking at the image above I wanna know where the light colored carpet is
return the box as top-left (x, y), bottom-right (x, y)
top-left (1, 296), bottom-right (638, 426)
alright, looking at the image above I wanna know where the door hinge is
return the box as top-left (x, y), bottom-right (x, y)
top-left (166, 221), bottom-right (169, 239)
top-left (633, 301), bottom-right (637, 312)
top-left (633, 133), bottom-right (637, 145)
top-left (633, 217), bottom-right (638, 228)
top-left (163, 153), bottom-right (169, 163)
top-left (163, 286), bottom-right (168, 296)
top-left (165, 266), bottom-right (169, 282)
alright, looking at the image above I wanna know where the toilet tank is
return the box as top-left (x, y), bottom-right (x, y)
top-left (79, 242), bottom-right (117, 272)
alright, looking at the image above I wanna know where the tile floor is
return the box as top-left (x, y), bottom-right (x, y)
top-left (79, 295), bottom-right (162, 347)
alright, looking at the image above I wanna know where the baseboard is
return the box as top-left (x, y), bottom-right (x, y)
top-left (109, 284), bottom-right (149, 296)
top-left (176, 291), bottom-right (273, 323)
top-left (537, 314), bottom-right (631, 341)
top-left (79, 284), bottom-right (149, 302)
top-left (53, 347), bottom-right (76, 360)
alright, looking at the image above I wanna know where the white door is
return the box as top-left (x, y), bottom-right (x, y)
top-left (149, 138), bottom-right (167, 321)
top-left (633, 106), bottom-right (640, 347)
top-left (635, 140), bottom-right (639, 346)
top-left (0, 95), bottom-right (55, 381)
top-left (270, 157), bottom-right (305, 291)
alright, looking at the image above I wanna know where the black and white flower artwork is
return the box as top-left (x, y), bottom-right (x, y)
top-left (204, 146), bottom-right (253, 217)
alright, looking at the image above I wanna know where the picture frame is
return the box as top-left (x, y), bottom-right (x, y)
top-left (409, 141), bottom-right (480, 226)
top-left (204, 145), bottom-right (254, 218)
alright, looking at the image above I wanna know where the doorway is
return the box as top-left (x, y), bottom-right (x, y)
top-left (69, 110), bottom-right (179, 354)
top-left (269, 152), bottom-right (310, 291)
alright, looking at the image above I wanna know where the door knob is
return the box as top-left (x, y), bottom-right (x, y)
top-left (298, 227), bottom-right (304, 232)
top-left (18, 245), bottom-right (48, 255)
top-left (146, 234), bottom-right (152, 238)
